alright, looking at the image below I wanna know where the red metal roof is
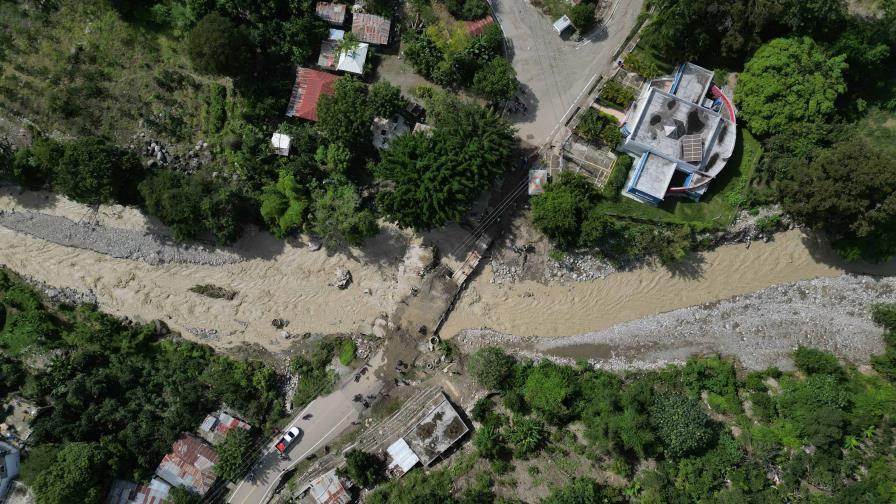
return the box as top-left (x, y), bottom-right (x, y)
top-left (464, 16), bottom-right (494, 37)
top-left (286, 68), bottom-right (339, 122)
top-left (351, 13), bottom-right (391, 45)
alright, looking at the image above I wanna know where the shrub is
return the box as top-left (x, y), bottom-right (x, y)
top-left (649, 392), bottom-right (716, 458)
top-left (471, 398), bottom-right (495, 423)
top-left (599, 80), bottom-right (635, 109)
top-left (189, 284), bottom-right (237, 300)
top-left (624, 52), bottom-right (660, 79)
top-left (792, 346), bottom-right (843, 378)
top-left (339, 339), bottom-right (357, 366)
top-left (55, 137), bottom-right (143, 205)
top-left (215, 428), bottom-right (253, 481)
top-left (574, 109), bottom-right (620, 147)
top-left (468, 346), bottom-right (516, 391)
top-left (872, 303), bottom-right (896, 330)
top-left (602, 155), bottom-right (633, 200)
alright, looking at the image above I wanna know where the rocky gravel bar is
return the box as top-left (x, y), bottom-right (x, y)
top-left (455, 274), bottom-right (896, 371)
top-left (0, 209), bottom-right (243, 265)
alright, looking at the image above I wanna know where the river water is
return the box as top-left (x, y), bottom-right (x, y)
top-left (441, 230), bottom-right (896, 339)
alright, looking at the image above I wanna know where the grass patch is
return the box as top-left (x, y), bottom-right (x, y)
top-left (594, 128), bottom-right (762, 230)
top-left (531, 0), bottom-right (572, 21)
top-left (0, 2), bottom-right (209, 146)
top-left (855, 107), bottom-right (896, 154)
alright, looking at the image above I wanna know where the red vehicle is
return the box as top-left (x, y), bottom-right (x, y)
top-left (276, 427), bottom-right (302, 455)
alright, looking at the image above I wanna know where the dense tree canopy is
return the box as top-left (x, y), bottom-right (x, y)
top-left (735, 37), bottom-right (847, 137)
top-left (32, 442), bottom-right (108, 504)
top-left (778, 137), bottom-right (896, 261)
top-left (184, 12), bottom-right (250, 76)
top-left (54, 137), bottom-right (143, 205)
top-left (316, 77), bottom-right (375, 157)
top-left (310, 183), bottom-right (378, 249)
top-left (468, 346), bottom-right (517, 391)
top-left (375, 99), bottom-right (515, 230)
top-left (259, 171), bottom-right (313, 238)
top-left (473, 57), bottom-right (518, 103)
top-left (342, 449), bottom-right (386, 487)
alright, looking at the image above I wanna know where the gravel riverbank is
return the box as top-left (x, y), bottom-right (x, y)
top-left (0, 209), bottom-right (242, 265)
top-left (455, 274), bottom-right (895, 371)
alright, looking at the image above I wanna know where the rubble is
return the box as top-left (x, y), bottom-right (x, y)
top-left (333, 268), bottom-right (352, 289)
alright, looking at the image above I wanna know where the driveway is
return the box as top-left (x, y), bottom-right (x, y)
top-left (494, 0), bottom-right (646, 145)
top-left (227, 352), bottom-right (385, 504)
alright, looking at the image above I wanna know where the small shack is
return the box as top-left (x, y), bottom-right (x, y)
top-left (372, 115), bottom-right (410, 150)
top-left (106, 478), bottom-right (171, 504)
top-left (386, 438), bottom-right (420, 479)
top-left (553, 15), bottom-right (572, 34)
top-left (198, 410), bottom-right (252, 445)
top-left (352, 13), bottom-right (391, 45)
top-left (286, 68), bottom-right (339, 121)
top-left (155, 434), bottom-right (218, 497)
top-left (271, 133), bottom-right (291, 156)
top-left (315, 2), bottom-right (347, 25)
top-left (303, 469), bottom-right (351, 504)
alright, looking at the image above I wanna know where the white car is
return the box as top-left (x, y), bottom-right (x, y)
top-left (275, 426), bottom-right (301, 454)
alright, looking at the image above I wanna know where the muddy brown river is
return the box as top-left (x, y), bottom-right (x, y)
top-left (441, 230), bottom-right (896, 339)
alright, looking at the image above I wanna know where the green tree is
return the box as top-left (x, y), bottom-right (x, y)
top-left (735, 37), bottom-right (847, 137)
top-left (32, 442), bottom-right (108, 504)
top-left (315, 143), bottom-right (352, 176)
top-left (778, 137), bottom-right (896, 261)
top-left (650, 392), bottom-right (717, 458)
top-left (369, 80), bottom-right (406, 118)
top-left (523, 362), bottom-right (576, 424)
top-left (792, 347), bottom-right (844, 377)
top-left (8, 136), bottom-right (60, 190)
top-left (185, 12), bottom-right (249, 76)
top-left (568, 4), bottom-right (596, 33)
top-left (54, 137), bottom-right (143, 205)
top-left (316, 77), bottom-right (375, 156)
top-left (310, 183), bottom-right (378, 249)
top-left (531, 172), bottom-right (599, 250)
top-left (139, 172), bottom-right (209, 241)
top-left (216, 428), bottom-right (253, 481)
top-left (473, 57), bottom-right (518, 103)
top-left (468, 346), bottom-right (516, 391)
top-left (375, 101), bottom-right (515, 230)
top-left (780, 0), bottom-right (846, 37)
top-left (260, 171), bottom-right (312, 238)
top-left (342, 449), bottom-right (386, 487)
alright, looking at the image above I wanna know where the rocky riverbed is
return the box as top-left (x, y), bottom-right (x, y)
top-left (0, 209), bottom-right (242, 265)
top-left (454, 274), bottom-right (895, 371)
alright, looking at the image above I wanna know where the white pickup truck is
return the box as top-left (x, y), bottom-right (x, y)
top-left (275, 426), bottom-right (301, 455)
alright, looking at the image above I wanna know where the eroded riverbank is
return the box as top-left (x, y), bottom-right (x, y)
top-left (453, 274), bottom-right (895, 371)
top-left (441, 230), bottom-right (896, 339)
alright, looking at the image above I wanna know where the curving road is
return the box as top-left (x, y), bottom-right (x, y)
top-left (493, 0), bottom-right (646, 144)
top-left (227, 352), bottom-right (384, 504)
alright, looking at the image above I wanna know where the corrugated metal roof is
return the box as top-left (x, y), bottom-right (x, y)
top-left (386, 438), bottom-right (419, 477)
top-left (106, 478), bottom-right (171, 504)
top-left (351, 13), bottom-right (391, 45)
top-left (316, 2), bottom-right (347, 25)
top-left (308, 469), bottom-right (351, 504)
top-left (286, 68), bottom-right (339, 121)
top-left (155, 434), bottom-right (218, 496)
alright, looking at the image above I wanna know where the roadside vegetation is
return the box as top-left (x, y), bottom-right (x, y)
top-left (0, 267), bottom-right (284, 502)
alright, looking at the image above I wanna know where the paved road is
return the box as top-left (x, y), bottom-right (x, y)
top-left (493, 0), bottom-right (646, 145)
top-left (227, 352), bottom-right (384, 504)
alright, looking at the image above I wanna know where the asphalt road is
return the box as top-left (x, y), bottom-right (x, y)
top-left (493, 0), bottom-right (646, 145)
top-left (227, 353), bottom-right (384, 504)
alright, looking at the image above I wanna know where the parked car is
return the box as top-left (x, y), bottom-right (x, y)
top-left (275, 426), bottom-right (302, 455)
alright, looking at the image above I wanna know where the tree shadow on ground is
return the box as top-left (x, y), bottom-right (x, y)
top-left (665, 251), bottom-right (707, 280)
top-left (504, 82), bottom-right (540, 139)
